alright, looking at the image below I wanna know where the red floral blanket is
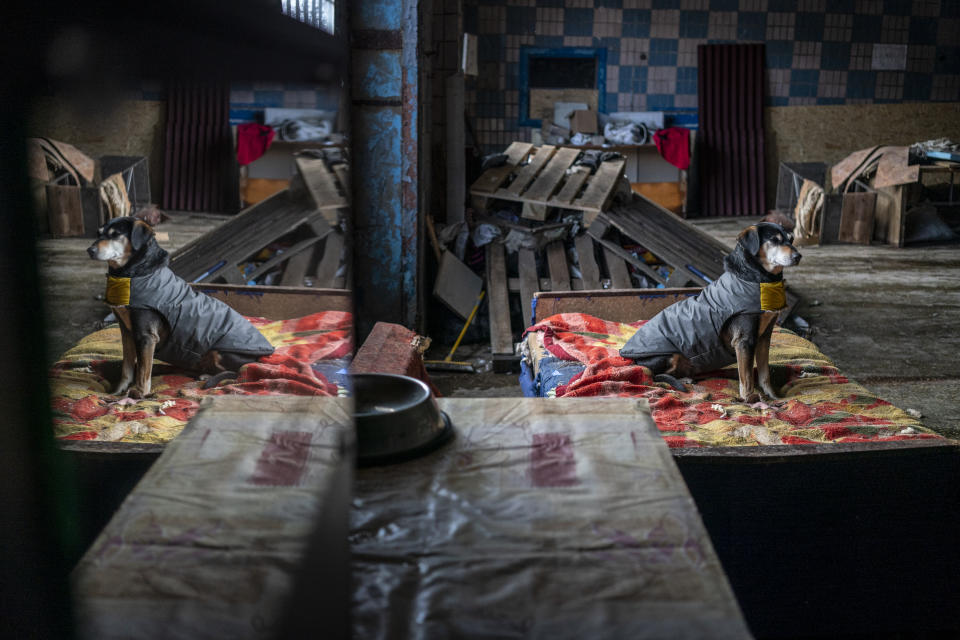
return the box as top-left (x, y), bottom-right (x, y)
top-left (50, 311), bottom-right (352, 444)
top-left (525, 313), bottom-right (941, 448)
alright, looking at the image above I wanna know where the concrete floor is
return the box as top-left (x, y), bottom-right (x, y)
top-left (38, 213), bottom-right (958, 439)
top-left (432, 216), bottom-right (960, 440)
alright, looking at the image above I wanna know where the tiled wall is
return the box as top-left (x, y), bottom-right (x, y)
top-left (122, 82), bottom-right (341, 125)
top-left (228, 83), bottom-right (342, 124)
top-left (464, 0), bottom-right (960, 152)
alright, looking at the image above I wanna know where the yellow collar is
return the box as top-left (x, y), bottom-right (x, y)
top-left (105, 276), bottom-right (131, 306)
top-left (759, 281), bottom-right (786, 311)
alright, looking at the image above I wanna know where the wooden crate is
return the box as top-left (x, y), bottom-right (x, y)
top-left (470, 142), bottom-right (625, 225)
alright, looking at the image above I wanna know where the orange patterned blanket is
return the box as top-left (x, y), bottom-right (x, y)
top-left (50, 311), bottom-right (352, 444)
top-left (525, 313), bottom-right (941, 448)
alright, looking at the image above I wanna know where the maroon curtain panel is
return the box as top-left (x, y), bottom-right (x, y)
top-left (696, 44), bottom-right (766, 217)
top-left (162, 83), bottom-right (238, 213)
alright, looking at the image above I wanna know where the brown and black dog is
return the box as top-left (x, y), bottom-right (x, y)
top-left (87, 217), bottom-right (274, 398)
top-left (620, 222), bottom-right (801, 403)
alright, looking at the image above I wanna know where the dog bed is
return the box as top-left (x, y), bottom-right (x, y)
top-left (50, 311), bottom-right (352, 444)
top-left (521, 312), bottom-right (942, 448)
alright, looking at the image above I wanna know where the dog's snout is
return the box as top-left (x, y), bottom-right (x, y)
top-left (87, 245), bottom-right (98, 259)
top-left (792, 252), bottom-right (802, 265)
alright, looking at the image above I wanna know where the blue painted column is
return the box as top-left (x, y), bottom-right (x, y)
top-left (351, 0), bottom-right (421, 339)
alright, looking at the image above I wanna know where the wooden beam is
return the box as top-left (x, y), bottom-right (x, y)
top-left (518, 248), bottom-right (539, 330)
top-left (604, 248), bottom-right (632, 289)
top-left (532, 288), bottom-right (700, 324)
top-left (280, 244), bottom-right (317, 286)
top-left (545, 241), bottom-right (571, 292)
top-left (574, 234), bottom-right (600, 290)
top-left (485, 242), bottom-right (513, 356)
top-left (314, 230), bottom-right (345, 288)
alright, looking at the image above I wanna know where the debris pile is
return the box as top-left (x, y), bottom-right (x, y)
top-left (170, 148), bottom-right (350, 289)
top-left (28, 138), bottom-right (152, 237)
top-left (773, 140), bottom-right (960, 248)
top-left (430, 141), bottom-right (773, 370)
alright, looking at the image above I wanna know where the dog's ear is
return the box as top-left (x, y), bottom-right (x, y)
top-left (739, 226), bottom-right (761, 256)
top-left (131, 220), bottom-right (154, 251)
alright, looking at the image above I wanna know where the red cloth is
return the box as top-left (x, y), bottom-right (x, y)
top-left (653, 127), bottom-right (691, 170)
top-left (236, 123), bottom-right (276, 165)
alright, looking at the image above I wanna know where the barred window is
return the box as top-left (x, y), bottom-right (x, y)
top-left (282, 0), bottom-right (334, 34)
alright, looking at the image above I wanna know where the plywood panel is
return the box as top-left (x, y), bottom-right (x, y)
top-left (529, 88), bottom-right (598, 122)
top-left (765, 102), bottom-right (960, 208)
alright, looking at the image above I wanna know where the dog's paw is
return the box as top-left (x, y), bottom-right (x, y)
top-left (111, 383), bottom-right (131, 396)
top-left (739, 391), bottom-right (760, 404)
top-left (127, 387), bottom-right (154, 400)
top-left (760, 384), bottom-right (780, 399)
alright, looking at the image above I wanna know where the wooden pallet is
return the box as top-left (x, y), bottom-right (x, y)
top-left (170, 159), bottom-right (350, 288)
top-left (485, 234), bottom-right (668, 370)
top-left (470, 143), bottom-right (625, 225)
top-left (484, 193), bottom-right (800, 369)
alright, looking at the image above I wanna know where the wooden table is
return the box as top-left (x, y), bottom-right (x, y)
top-left (352, 397), bottom-right (752, 639)
top-left (72, 396), bottom-right (353, 640)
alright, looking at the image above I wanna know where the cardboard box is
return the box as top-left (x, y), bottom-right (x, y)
top-left (569, 109), bottom-right (598, 135)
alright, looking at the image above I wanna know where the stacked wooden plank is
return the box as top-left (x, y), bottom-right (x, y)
top-left (484, 190), bottom-right (800, 369)
top-left (469, 142), bottom-right (625, 225)
top-left (170, 154), bottom-right (349, 289)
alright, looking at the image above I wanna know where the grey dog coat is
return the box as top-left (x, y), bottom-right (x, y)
top-left (108, 267), bottom-right (275, 369)
top-left (619, 271), bottom-right (781, 374)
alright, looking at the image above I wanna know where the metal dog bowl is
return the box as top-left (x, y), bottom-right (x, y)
top-left (352, 373), bottom-right (452, 466)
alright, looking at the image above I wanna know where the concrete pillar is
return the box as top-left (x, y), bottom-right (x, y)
top-left (350, 0), bottom-right (422, 340)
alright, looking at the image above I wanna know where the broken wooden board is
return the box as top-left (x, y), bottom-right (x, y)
top-left (838, 191), bottom-right (877, 245)
top-left (820, 194), bottom-right (844, 244)
top-left (31, 137), bottom-right (95, 185)
top-left (170, 189), bottom-right (340, 286)
top-left (485, 241), bottom-right (514, 369)
top-left (434, 250), bottom-right (484, 320)
top-left (45, 183), bottom-right (85, 237)
top-left (279, 242), bottom-right (316, 286)
top-left (573, 234), bottom-right (600, 290)
top-left (872, 146), bottom-right (920, 189)
top-left (604, 247), bottom-right (632, 289)
top-left (545, 241), bottom-right (570, 292)
top-left (517, 248), bottom-right (539, 329)
top-left (310, 229), bottom-right (343, 288)
top-left (294, 155), bottom-right (349, 226)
